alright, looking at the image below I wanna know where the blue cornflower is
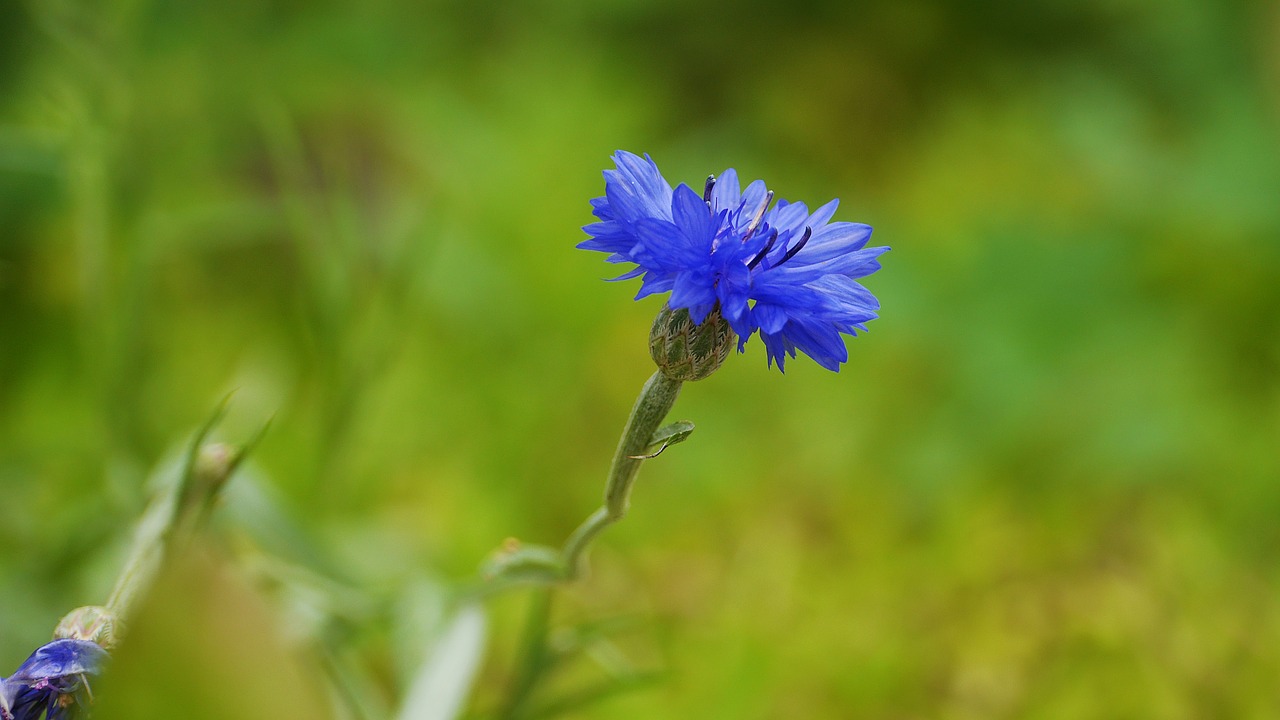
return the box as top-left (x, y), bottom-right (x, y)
top-left (579, 151), bottom-right (888, 372)
top-left (1, 639), bottom-right (107, 720)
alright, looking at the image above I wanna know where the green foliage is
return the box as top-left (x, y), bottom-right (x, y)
top-left (2, 0), bottom-right (1279, 717)
top-left (638, 421), bottom-right (695, 459)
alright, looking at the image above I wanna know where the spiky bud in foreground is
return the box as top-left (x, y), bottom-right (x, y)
top-left (53, 606), bottom-right (122, 651)
top-left (649, 305), bottom-right (735, 381)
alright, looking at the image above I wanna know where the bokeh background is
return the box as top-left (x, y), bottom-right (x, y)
top-left (3, 0), bottom-right (1279, 717)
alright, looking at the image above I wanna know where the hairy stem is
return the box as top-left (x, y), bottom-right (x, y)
top-left (562, 371), bottom-right (682, 579)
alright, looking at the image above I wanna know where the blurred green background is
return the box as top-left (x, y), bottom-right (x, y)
top-left (3, 0), bottom-right (1279, 717)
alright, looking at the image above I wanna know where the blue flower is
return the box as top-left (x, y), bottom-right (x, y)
top-left (579, 151), bottom-right (888, 372)
top-left (1, 639), bottom-right (107, 720)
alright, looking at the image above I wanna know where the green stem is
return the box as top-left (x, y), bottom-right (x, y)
top-left (562, 371), bottom-right (682, 579)
top-left (471, 371), bottom-right (684, 594)
top-left (104, 430), bottom-right (218, 619)
top-left (604, 371), bottom-right (683, 517)
top-left (103, 475), bottom-right (182, 619)
top-left (498, 589), bottom-right (554, 720)
top-left (317, 641), bottom-right (385, 720)
top-left (103, 401), bottom-right (260, 620)
top-left (560, 508), bottom-right (611, 580)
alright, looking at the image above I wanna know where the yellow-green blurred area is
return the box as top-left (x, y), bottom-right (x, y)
top-left (3, 0), bottom-right (1280, 717)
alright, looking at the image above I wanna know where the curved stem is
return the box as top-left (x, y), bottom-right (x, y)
top-left (604, 371), bottom-right (683, 518)
top-left (561, 508), bottom-right (611, 580)
top-left (473, 371), bottom-right (685, 593)
top-left (562, 371), bottom-right (682, 579)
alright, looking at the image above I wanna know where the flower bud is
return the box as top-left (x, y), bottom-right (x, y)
top-left (649, 305), bottom-right (735, 381)
top-left (195, 442), bottom-right (236, 489)
top-left (53, 606), bottom-right (122, 650)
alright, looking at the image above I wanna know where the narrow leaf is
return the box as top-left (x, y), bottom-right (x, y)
top-left (628, 420), bottom-right (695, 459)
top-left (395, 603), bottom-right (488, 720)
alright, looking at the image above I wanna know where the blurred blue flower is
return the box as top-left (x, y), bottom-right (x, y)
top-left (1, 639), bottom-right (107, 720)
top-left (579, 151), bottom-right (888, 372)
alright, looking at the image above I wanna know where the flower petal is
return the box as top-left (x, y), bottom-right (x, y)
top-left (580, 151), bottom-right (885, 373)
top-left (709, 168), bottom-right (741, 211)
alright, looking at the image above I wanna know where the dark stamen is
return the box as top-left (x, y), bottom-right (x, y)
top-left (703, 175), bottom-right (716, 204)
top-left (741, 190), bottom-right (775, 242)
top-left (747, 230), bottom-right (779, 270)
top-left (777, 226), bottom-right (812, 266)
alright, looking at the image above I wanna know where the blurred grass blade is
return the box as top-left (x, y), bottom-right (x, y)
top-left (396, 603), bottom-right (488, 720)
top-left (526, 671), bottom-right (663, 719)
